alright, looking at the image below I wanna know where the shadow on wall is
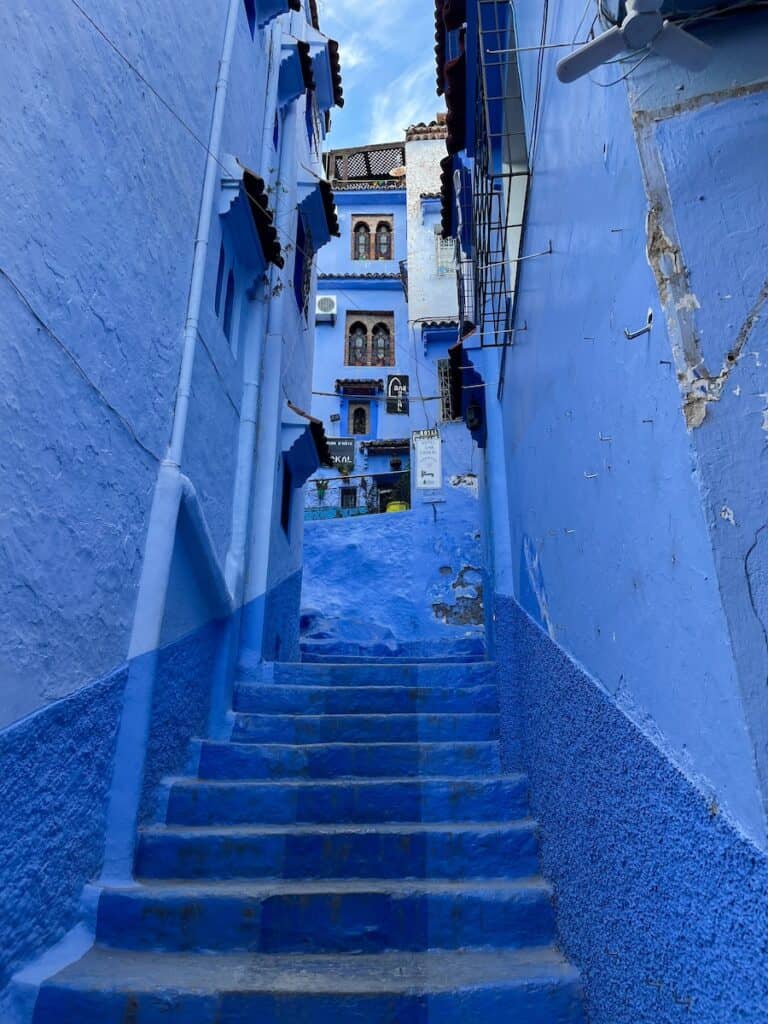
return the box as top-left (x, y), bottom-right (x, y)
top-left (497, 595), bottom-right (768, 1024)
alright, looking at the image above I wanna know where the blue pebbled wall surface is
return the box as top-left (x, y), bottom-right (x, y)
top-left (0, 618), bottom-right (224, 1005)
top-left (0, 669), bottom-right (125, 996)
top-left (499, 594), bottom-right (768, 1024)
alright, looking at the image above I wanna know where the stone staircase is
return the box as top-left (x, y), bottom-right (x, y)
top-left (32, 660), bottom-right (586, 1022)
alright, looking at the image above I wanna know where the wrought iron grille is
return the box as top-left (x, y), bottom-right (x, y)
top-left (472, 0), bottom-right (530, 346)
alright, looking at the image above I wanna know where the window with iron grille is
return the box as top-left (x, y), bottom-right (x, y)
top-left (340, 486), bottom-right (357, 509)
top-left (345, 312), bottom-right (395, 366)
top-left (376, 222), bottom-right (392, 259)
top-left (353, 222), bottom-right (370, 260)
top-left (293, 216), bottom-right (314, 316)
top-left (349, 402), bottom-right (370, 435)
top-left (351, 216), bottom-right (393, 260)
top-left (437, 358), bottom-right (457, 422)
top-left (435, 234), bottom-right (455, 276)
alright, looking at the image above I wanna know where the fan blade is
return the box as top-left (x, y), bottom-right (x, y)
top-left (652, 21), bottom-right (712, 71)
top-left (556, 26), bottom-right (627, 83)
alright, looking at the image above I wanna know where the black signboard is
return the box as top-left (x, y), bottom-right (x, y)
top-left (327, 437), bottom-right (355, 469)
top-left (387, 374), bottom-right (409, 414)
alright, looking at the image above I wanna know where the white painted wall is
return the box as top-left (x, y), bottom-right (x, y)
top-left (405, 137), bottom-right (459, 325)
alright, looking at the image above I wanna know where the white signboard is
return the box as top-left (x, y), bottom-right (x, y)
top-left (413, 428), bottom-right (442, 490)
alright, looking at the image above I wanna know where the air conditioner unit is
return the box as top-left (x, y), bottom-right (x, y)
top-left (315, 294), bottom-right (337, 324)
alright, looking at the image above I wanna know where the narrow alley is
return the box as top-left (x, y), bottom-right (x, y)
top-left (1, 1), bottom-right (768, 1022)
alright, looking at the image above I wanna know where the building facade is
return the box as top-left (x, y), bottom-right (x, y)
top-left (300, 125), bottom-right (486, 660)
top-left (0, 1), bottom-right (341, 1015)
top-left (436, 1), bottom-right (768, 1020)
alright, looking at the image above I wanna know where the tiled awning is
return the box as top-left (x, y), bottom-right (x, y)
top-left (335, 379), bottom-right (384, 395)
top-left (241, 169), bottom-right (283, 268)
top-left (218, 157), bottom-right (283, 269)
top-left (298, 178), bottom-right (340, 250)
top-left (282, 402), bottom-right (333, 486)
top-left (360, 438), bottom-right (410, 455)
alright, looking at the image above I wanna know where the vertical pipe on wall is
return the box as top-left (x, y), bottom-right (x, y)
top-left (209, 24), bottom-right (286, 734)
top-left (101, 0), bottom-right (241, 883)
top-left (240, 98), bottom-right (300, 657)
top-left (224, 20), bottom-right (283, 604)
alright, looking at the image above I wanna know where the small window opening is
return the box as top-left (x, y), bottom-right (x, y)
top-left (376, 222), bottom-right (392, 260)
top-left (223, 269), bottom-right (235, 341)
top-left (349, 403), bottom-right (370, 435)
top-left (438, 358), bottom-right (458, 421)
top-left (244, 0), bottom-right (256, 38)
top-left (305, 95), bottom-right (315, 149)
top-left (340, 486), bottom-right (357, 510)
top-left (273, 112), bottom-right (280, 152)
top-left (372, 323), bottom-right (392, 366)
top-left (214, 244), bottom-right (226, 317)
top-left (353, 223), bottom-right (370, 261)
top-left (347, 322), bottom-right (368, 365)
top-left (281, 458), bottom-right (293, 535)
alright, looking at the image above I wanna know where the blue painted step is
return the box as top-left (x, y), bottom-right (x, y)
top-left (230, 712), bottom-right (499, 744)
top-left (34, 948), bottom-right (586, 1023)
top-left (95, 878), bottom-right (556, 953)
top-left (196, 739), bottom-right (502, 780)
top-left (164, 774), bottom-right (529, 825)
top-left (248, 662), bottom-right (499, 689)
top-left (32, 654), bottom-right (585, 1023)
top-left (135, 820), bottom-right (540, 880)
top-left (233, 683), bottom-right (499, 714)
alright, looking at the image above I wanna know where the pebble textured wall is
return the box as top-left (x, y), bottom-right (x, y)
top-left (497, 594), bottom-right (768, 1023)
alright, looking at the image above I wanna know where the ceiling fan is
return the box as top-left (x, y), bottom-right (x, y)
top-left (556, 0), bottom-right (712, 83)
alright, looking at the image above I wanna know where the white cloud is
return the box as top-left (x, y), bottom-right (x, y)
top-left (369, 61), bottom-right (436, 143)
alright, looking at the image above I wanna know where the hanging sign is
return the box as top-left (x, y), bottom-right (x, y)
top-left (413, 428), bottom-right (442, 489)
top-left (387, 374), bottom-right (410, 414)
top-left (327, 437), bottom-right (355, 470)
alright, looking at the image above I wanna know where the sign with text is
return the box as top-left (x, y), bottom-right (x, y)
top-left (413, 428), bottom-right (442, 489)
top-left (327, 437), bottom-right (355, 470)
top-left (387, 374), bottom-right (409, 414)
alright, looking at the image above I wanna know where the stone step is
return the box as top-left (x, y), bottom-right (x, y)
top-left (244, 661), bottom-right (499, 689)
top-left (229, 712), bottom-right (499, 744)
top-left (195, 739), bottom-right (501, 780)
top-left (34, 947), bottom-right (586, 1023)
top-left (164, 775), bottom-right (529, 826)
top-left (135, 820), bottom-right (539, 881)
top-left (95, 877), bottom-right (556, 954)
top-left (233, 682), bottom-right (499, 715)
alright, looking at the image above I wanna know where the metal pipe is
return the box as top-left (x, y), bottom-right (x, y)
top-left (224, 21), bottom-right (283, 602)
top-left (240, 97), bottom-right (300, 655)
top-left (101, 0), bottom-right (241, 883)
top-left (168, 0), bottom-right (240, 467)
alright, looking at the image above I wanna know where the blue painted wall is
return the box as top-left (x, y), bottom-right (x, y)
top-left (487, 2), bottom-right (768, 846)
top-left (502, 595), bottom-right (768, 1024)
top-left (302, 480), bottom-right (485, 658)
top-left (0, 0), bottom-right (340, 1001)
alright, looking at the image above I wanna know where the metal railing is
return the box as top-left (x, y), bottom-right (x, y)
top-left (471, 0), bottom-right (530, 346)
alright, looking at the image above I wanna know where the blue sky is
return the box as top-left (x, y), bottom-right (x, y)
top-left (318, 0), bottom-right (444, 148)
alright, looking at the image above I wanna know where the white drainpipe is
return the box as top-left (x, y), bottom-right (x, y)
top-left (224, 20), bottom-right (283, 603)
top-left (101, 0), bottom-right (241, 883)
top-left (240, 97), bottom-right (300, 655)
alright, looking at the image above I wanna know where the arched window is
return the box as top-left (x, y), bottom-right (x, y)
top-left (351, 404), bottom-right (369, 435)
top-left (376, 222), bottom-right (392, 260)
top-left (353, 222), bottom-right (370, 260)
top-left (347, 322), bottom-right (368, 365)
top-left (372, 323), bottom-right (392, 366)
top-left (222, 269), bottom-right (235, 341)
